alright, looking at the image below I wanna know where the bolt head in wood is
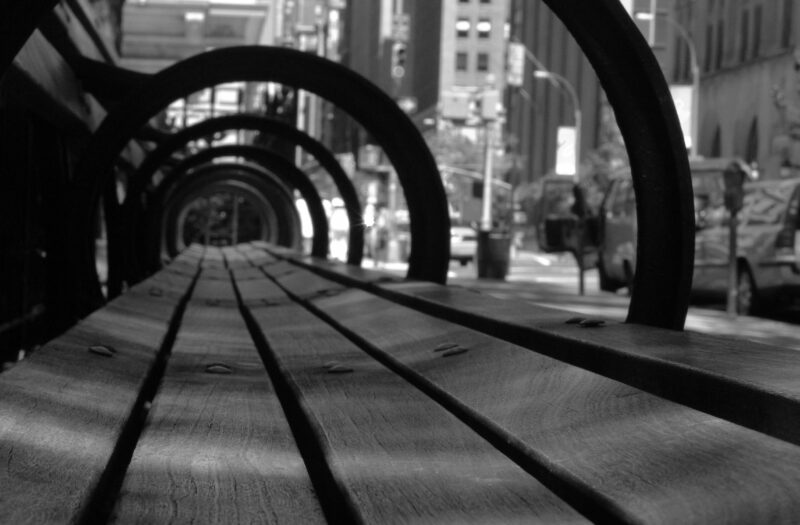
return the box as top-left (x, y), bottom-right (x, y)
top-left (205, 363), bottom-right (233, 374)
top-left (88, 345), bottom-right (115, 357)
top-left (327, 364), bottom-right (354, 374)
top-left (441, 347), bottom-right (468, 358)
top-left (433, 342), bottom-right (460, 352)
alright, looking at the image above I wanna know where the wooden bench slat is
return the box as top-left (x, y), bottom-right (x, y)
top-left (113, 273), bottom-right (325, 524)
top-left (239, 272), bottom-right (589, 523)
top-left (264, 262), bottom-right (800, 524)
top-left (0, 262), bottom-right (197, 523)
top-left (220, 246), bottom-right (248, 267)
top-left (271, 251), bottom-right (800, 447)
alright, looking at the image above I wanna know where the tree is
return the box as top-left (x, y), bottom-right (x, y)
top-left (424, 127), bottom-right (484, 171)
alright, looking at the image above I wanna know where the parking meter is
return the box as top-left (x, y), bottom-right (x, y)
top-left (723, 162), bottom-right (747, 213)
top-left (722, 161), bottom-right (747, 315)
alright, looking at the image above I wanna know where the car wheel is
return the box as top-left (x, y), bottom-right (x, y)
top-left (737, 265), bottom-right (759, 316)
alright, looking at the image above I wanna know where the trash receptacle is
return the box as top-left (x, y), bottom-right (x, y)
top-left (476, 230), bottom-right (512, 279)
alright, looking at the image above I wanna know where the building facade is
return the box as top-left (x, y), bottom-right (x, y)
top-left (437, 0), bottom-right (509, 113)
top-left (334, 0), bottom-right (510, 151)
top-left (633, 0), bottom-right (799, 179)
top-left (504, 0), bottom-right (602, 186)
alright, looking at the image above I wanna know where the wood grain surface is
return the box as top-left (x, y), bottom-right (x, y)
top-left (268, 247), bottom-right (800, 446)
top-left (268, 265), bottom-right (800, 524)
top-left (113, 273), bottom-right (324, 524)
top-left (230, 268), bottom-right (291, 308)
top-left (247, 287), bottom-right (587, 523)
top-left (0, 264), bottom-right (194, 524)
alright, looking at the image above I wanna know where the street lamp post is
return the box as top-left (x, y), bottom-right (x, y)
top-left (636, 12), bottom-right (699, 158)
top-left (533, 69), bottom-right (585, 295)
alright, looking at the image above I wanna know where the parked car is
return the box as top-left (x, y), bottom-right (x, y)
top-left (596, 159), bottom-right (800, 315)
top-left (693, 176), bottom-right (800, 314)
top-left (450, 224), bottom-right (478, 265)
top-left (597, 158), bottom-right (732, 294)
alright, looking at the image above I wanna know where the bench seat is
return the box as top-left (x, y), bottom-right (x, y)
top-left (1, 243), bottom-right (799, 523)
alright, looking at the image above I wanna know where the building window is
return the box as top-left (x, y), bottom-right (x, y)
top-left (739, 9), bottom-right (749, 63)
top-left (752, 5), bottom-right (761, 59)
top-left (477, 52), bottom-right (489, 72)
top-left (672, 35), bottom-right (684, 82)
top-left (782, 0), bottom-right (793, 49)
top-left (711, 126), bottom-right (722, 157)
top-left (476, 19), bottom-right (492, 39)
top-left (704, 23), bottom-right (713, 72)
top-left (683, 38), bottom-right (692, 80)
top-left (456, 18), bottom-right (471, 38)
top-left (456, 52), bottom-right (468, 72)
top-left (746, 119), bottom-right (759, 164)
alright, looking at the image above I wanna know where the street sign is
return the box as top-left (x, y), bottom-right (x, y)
top-left (392, 13), bottom-right (410, 42)
top-left (441, 91), bottom-right (471, 120)
top-left (555, 126), bottom-right (576, 176)
top-left (507, 42), bottom-right (525, 87)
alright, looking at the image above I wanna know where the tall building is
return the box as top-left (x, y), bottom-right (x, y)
top-left (430, 0), bottom-right (509, 125)
top-left (333, 0), bottom-right (509, 153)
top-left (504, 1), bottom-right (602, 186)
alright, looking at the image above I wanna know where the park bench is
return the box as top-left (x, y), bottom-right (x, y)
top-left (4, 1), bottom-right (800, 523)
top-left (2, 242), bottom-right (800, 524)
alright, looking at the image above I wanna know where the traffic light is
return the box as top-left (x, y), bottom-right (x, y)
top-left (391, 42), bottom-right (407, 79)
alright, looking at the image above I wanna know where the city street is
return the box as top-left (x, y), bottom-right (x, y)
top-left (369, 249), bottom-right (800, 351)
